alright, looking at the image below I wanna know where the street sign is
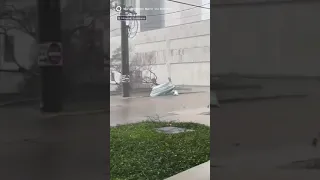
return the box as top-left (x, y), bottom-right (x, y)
top-left (37, 42), bottom-right (63, 66)
top-left (47, 43), bottom-right (62, 65)
top-left (121, 74), bottom-right (130, 83)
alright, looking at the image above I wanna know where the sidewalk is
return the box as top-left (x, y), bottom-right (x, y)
top-left (166, 161), bottom-right (210, 180)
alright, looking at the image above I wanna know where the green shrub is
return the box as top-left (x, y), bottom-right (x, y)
top-left (110, 121), bottom-right (210, 180)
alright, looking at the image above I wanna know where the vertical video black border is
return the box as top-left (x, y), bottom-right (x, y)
top-left (209, 3), bottom-right (214, 179)
top-left (1, 1), bottom-right (111, 180)
top-left (105, 1), bottom-right (111, 179)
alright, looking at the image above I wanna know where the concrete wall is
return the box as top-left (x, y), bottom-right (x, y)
top-left (110, 0), bottom-right (206, 37)
top-left (109, 1), bottom-right (210, 86)
top-left (164, 0), bottom-right (204, 27)
top-left (110, 20), bottom-right (210, 86)
top-left (211, 1), bottom-right (320, 76)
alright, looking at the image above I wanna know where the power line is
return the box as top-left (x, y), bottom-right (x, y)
top-left (110, 12), bottom-right (210, 34)
top-left (111, 12), bottom-right (210, 32)
top-left (111, 28), bottom-right (120, 32)
top-left (109, 2), bottom-right (210, 38)
top-left (167, 0), bottom-right (210, 9)
top-left (108, 3), bottom-right (210, 36)
top-left (109, 2), bottom-right (210, 18)
top-left (110, 12), bottom-right (210, 32)
top-left (146, 2), bottom-right (210, 17)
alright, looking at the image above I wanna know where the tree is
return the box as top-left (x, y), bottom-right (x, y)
top-left (0, 1), bottom-right (115, 72)
top-left (110, 46), bottom-right (159, 90)
top-left (0, 4), bottom-right (38, 74)
top-left (0, 1), bottom-right (113, 95)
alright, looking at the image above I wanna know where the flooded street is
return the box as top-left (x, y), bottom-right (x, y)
top-left (110, 91), bottom-right (209, 125)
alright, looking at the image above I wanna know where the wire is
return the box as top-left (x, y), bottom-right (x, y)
top-left (110, 3), bottom-right (210, 38)
top-left (111, 28), bottom-right (120, 32)
top-left (110, 1), bottom-right (209, 38)
top-left (166, 0), bottom-right (210, 9)
top-left (109, 2), bottom-right (210, 19)
top-left (110, 11), bottom-right (210, 34)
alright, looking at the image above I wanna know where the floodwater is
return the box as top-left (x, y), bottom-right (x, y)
top-left (110, 92), bottom-right (209, 126)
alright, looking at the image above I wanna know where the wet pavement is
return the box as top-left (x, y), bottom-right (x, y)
top-left (0, 108), bottom-right (109, 180)
top-left (216, 79), bottom-right (320, 101)
top-left (110, 91), bottom-right (209, 126)
top-left (211, 91), bottom-right (320, 179)
top-left (4, 79), bottom-right (320, 179)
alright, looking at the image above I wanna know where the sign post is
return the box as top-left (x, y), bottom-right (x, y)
top-left (37, 0), bottom-right (63, 112)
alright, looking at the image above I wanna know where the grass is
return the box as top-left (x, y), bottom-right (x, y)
top-left (110, 121), bottom-right (210, 180)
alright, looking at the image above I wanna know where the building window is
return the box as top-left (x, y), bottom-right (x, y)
top-left (4, 35), bottom-right (14, 62)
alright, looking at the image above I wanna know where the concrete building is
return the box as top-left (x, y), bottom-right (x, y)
top-left (0, 0), bottom-right (211, 93)
top-left (109, 0), bottom-right (211, 87)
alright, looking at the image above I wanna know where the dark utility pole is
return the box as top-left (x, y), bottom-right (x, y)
top-left (37, 0), bottom-right (63, 112)
top-left (120, 0), bottom-right (130, 97)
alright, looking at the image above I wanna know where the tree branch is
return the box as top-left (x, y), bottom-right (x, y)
top-left (0, 6), bottom-right (36, 38)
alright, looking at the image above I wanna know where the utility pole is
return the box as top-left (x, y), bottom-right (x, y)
top-left (37, 0), bottom-right (63, 112)
top-left (120, 0), bottom-right (130, 97)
